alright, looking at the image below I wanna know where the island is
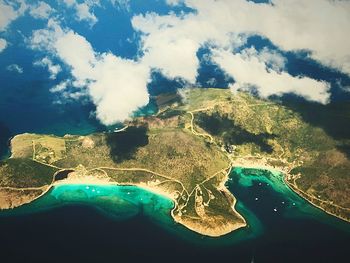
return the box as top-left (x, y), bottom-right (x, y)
top-left (0, 88), bottom-right (349, 237)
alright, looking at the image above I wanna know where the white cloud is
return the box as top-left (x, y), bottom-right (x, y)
top-left (29, 1), bottom-right (53, 19)
top-left (251, 47), bottom-right (286, 73)
top-left (27, 0), bottom-right (350, 124)
top-left (177, 0), bottom-right (350, 75)
top-left (75, 3), bottom-right (97, 25)
top-left (0, 1), bottom-right (16, 31)
top-left (6, 64), bottom-right (23, 74)
top-left (63, 0), bottom-right (75, 7)
top-left (206, 78), bottom-right (217, 87)
top-left (142, 36), bottom-right (200, 83)
top-left (0, 38), bottom-right (7, 52)
top-left (34, 57), bottom-right (62, 79)
top-left (166, 0), bottom-right (183, 6)
top-left (110, 0), bottom-right (130, 10)
top-left (212, 48), bottom-right (330, 104)
top-left (90, 54), bottom-right (150, 124)
top-left (63, 0), bottom-right (98, 26)
top-left (132, 12), bottom-right (241, 83)
top-left (50, 80), bottom-right (70, 93)
top-left (54, 31), bottom-right (96, 82)
top-left (30, 19), bottom-right (65, 51)
top-left (0, 0), bottom-right (26, 31)
top-left (30, 20), bottom-right (150, 125)
top-left (131, 0), bottom-right (350, 104)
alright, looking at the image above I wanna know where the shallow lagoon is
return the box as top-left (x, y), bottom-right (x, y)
top-left (1, 183), bottom-right (263, 246)
top-left (0, 168), bottom-right (349, 262)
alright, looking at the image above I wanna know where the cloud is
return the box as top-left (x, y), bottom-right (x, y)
top-left (63, 0), bottom-right (98, 26)
top-left (50, 80), bottom-right (70, 93)
top-left (6, 64), bottom-right (23, 74)
top-left (0, 0), bottom-right (26, 31)
top-left (29, 1), bottom-right (54, 19)
top-left (30, 19), bottom-right (65, 51)
top-left (252, 47), bottom-right (286, 73)
top-left (90, 54), bottom-right (150, 124)
top-left (34, 57), bottom-right (61, 79)
top-left (130, 0), bottom-right (350, 104)
top-left (30, 20), bottom-right (150, 125)
top-left (110, 0), bottom-right (130, 10)
top-left (166, 0), bottom-right (183, 6)
top-left (63, 0), bottom-right (75, 7)
top-left (206, 78), bottom-right (217, 87)
top-left (27, 0), bottom-right (350, 125)
top-left (75, 3), bottom-right (97, 25)
top-left (132, 12), bottom-right (242, 83)
top-left (54, 30), bottom-right (96, 82)
top-left (174, 0), bottom-right (350, 75)
top-left (212, 48), bottom-right (330, 104)
top-left (0, 38), bottom-right (7, 52)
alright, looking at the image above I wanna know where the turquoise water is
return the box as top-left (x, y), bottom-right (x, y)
top-left (3, 167), bottom-right (348, 244)
top-left (3, 184), bottom-right (175, 228)
top-left (133, 99), bottom-right (159, 118)
top-left (1, 183), bottom-right (263, 245)
top-left (0, 1), bottom-right (349, 261)
top-left (230, 167), bottom-right (350, 233)
top-left (0, 168), bottom-right (349, 262)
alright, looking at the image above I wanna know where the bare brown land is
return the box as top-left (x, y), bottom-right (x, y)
top-left (177, 88), bottom-right (350, 222)
top-left (1, 87), bottom-right (349, 236)
top-left (0, 107), bottom-right (247, 236)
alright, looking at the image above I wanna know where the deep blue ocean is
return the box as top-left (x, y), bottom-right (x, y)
top-left (0, 170), bottom-right (349, 263)
top-left (0, 1), bottom-right (350, 262)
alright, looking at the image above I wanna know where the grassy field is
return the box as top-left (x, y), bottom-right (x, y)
top-left (0, 106), bottom-right (243, 236)
top-left (0, 158), bottom-right (58, 188)
top-left (1, 87), bottom-right (349, 233)
top-left (179, 88), bottom-right (350, 221)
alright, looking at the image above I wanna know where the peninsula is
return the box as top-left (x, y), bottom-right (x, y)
top-left (0, 88), bottom-right (349, 237)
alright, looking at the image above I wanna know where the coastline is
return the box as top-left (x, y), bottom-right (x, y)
top-left (2, 132), bottom-right (249, 237)
top-left (172, 178), bottom-right (247, 237)
top-left (230, 159), bottom-right (350, 224)
top-left (3, 135), bottom-right (348, 236)
top-left (1, 161), bottom-right (348, 237)
top-left (1, 170), bottom-right (248, 237)
top-left (53, 175), bottom-right (248, 237)
top-left (283, 178), bottom-right (350, 224)
top-left (52, 176), bottom-right (177, 201)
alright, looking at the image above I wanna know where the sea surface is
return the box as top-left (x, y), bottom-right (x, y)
top-left (0, 70), bottom-right (349, 262)
top-left (0, 168), bottom-right (349, 263)
top-left (1, 1), bottom-right (350, 262)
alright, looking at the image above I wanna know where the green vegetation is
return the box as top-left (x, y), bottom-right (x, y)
top-left (1, 87), bottom-right (349, 234)
top-left (106, 126), bottom-right (149, 163)
top-left (0, 158), bottom-right (58, 188)
top-left (155, 92), bottom-right (183, 109)
top-left (178, 88), bottom-right (350, 221)
top-left (195, 112), bottom-right (275, 153)
top-left (0, 105), bottom-right (243, 236)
